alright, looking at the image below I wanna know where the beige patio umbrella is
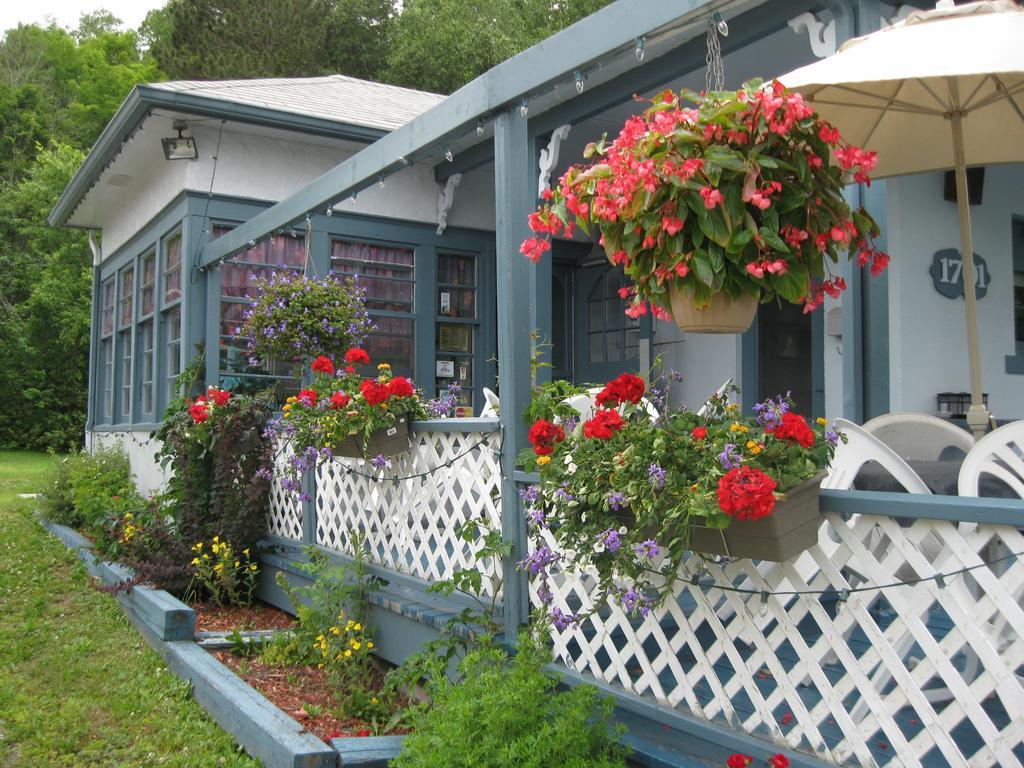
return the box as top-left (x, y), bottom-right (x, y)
top-left (779, 0), bottom-right (1024, 439)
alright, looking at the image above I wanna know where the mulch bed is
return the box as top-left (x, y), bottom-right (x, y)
top-left (193, 600), bottom-right (297, 633)
top-left (212, 652), bottom-right (395, 742)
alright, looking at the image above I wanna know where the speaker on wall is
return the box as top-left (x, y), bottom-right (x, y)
top-left (943, 166), bottom-right (985, 205)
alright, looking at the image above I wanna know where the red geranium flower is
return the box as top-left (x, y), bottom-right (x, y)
top-left (726, 755), bottom-right (752, 768)
top-left (528, 419), bottom-right (565, 456)
top-left (595, 373), bottom-right (646, 408)
top-left (297, 388), bottom-right (319, 407)
top-left (330, 391), bottom-right (350, 409)
top-left (717, 466), bottom-right (778, 521)
top-left (691, 426), bottom-right (708, 440)
top-left (345, 348), bottom-right (370, 365)
top-left (769, 755), bottom-right (790, 768)
top-left (769, 412), bottom-right (815, 448)
top-left (356, 729), bottom-right (372, 737)
top-left (386, 376), bottom-right (415, 398)
top-left (311, 355), bottom-right (335, 376)
top-left (583, 409), bottom-right (625, 440)
top-left (188, 398), bottom-right (209, 424)
top-left (360, 379), bottom-right (389, 406)
top-left (207, 387), bottom-right (230, 407)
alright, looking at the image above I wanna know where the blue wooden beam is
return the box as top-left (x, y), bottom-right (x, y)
top-left (494, 106), bottom-right (535, 639)
top-left (820, 489), bottom-right (1024, 525)
top-left (199, 0), bottom-right (729, 269)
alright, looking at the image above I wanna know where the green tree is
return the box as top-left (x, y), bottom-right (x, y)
top-left (385, 0), bottom-right (613, 94)
top-left (149, 0), bottom-right (397, 82)
top-left (0, 144), bottom-right (92, 451)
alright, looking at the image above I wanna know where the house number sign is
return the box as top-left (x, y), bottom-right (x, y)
top-left (929, 248), bottom-right (989, 300)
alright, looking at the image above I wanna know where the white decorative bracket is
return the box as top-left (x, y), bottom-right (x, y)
top-left (788, 5), bottom-right (916, 59)
top-left (436, 173), bottom-right (462, 235)
top-left (88, 229), bottom-right (102, 266)
top-left (538, 124), bottom-right (572, 198)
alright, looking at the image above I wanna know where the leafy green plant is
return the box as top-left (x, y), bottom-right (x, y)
top-left (40, 447), bottom-right (145, 545)
top-left (393, 631), bottom-right (628, 768)
top-left (188, 536), bottom-right (260, 607)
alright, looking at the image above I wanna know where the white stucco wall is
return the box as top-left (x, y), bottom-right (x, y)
top-left (886, 163), bottom-right (1024, 420)
top-left (88, 430), bottom-right (168, 497)
top-left (94, 121), bottom-right (497, 258)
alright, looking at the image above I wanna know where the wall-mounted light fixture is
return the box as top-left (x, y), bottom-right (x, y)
top-left (162, 120), bottom-right (198, 160)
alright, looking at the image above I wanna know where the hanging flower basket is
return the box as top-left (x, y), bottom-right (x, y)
top-left (688, 471), bottom-right (825, 561)
top-left (520, 79), bottom-right (892, 328)
top-left (332, 417), bottom-right (410, 459)
top-left (669, 285), bottom-right (759, 333)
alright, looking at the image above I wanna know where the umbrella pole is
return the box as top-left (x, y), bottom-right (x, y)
top-left (949, 109), bottom-right (989, 440)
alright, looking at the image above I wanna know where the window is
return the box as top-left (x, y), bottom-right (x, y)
top-left (117, 266), bottom-right (134, 421)
top-left (436, 253), bottom-right (478, 415)
top-left (586, 267), bottom-right (639, 364)
top-left (1015, 220), bottom-right (1024, 355)
top-left (140, 251), bottom-right (156, 316)
top-left (330, 240), bottom-right (415, 376)
top-left (138, 251), bottom-right (156, 417)
top-left (162, 234), bottom-right (183, 403)
top-left (119, 265), bottom-right (134, 330)
top-left (216, 227), bottom-right (304, 400)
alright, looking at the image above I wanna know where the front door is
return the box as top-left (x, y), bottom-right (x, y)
top-left (757, 301), bottom-right (813, 414)
top-left (573, 262), bottom-right (640, 385)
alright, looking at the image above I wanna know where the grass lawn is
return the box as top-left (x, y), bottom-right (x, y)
top-left (0, 451), bottom-right (261, 767)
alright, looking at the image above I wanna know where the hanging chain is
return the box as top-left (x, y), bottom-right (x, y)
top-left (705, 15), bottom-right (725, 93)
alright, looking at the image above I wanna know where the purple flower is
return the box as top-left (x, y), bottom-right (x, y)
top-left (562, 415), bottom-right (579, 434)
top-left (525, 506), bottom-right (546, 528)
top-left (536, 577), bottom-right (553, 606)
top-left (826, 429), bottom-right (839, 446)
top-left (519, 485), bottom-right (540, 504)
top-left (254, 466), bottom-right (274, 482)
top-left (635, 539), bottom-right (660, 561)
top-left (620, 587), bottom-right (652, 617)
top-left (550, 607), bottom-right (577, 631)
top-left (554, 483), bottom-right (576, 504)
top-left (718, 443), bottom-right (741, 471)
top-left (607, 491), bottom-right (628, 511)
top-left (518, 544), bottom-right (560, 576)
top-left (370, 454), bottom-right (390, 470)
top-left (648, 463), bottom-right (666, 489)
top-left (596, 528), bottom-right (622, 553)
top-left (753, 394), bottom-right (791, 429)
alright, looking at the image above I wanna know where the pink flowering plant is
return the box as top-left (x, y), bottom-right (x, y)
top-left (521, 79), bottom-right (890, 319)
top-left (518, 372), bottom-right (841, 623)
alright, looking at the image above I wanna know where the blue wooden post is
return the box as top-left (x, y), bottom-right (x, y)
top-left (204, 265), bottom-right (220, 389)
top-left (494, 106), bottom-right (535, 639)
top-left (304, 219), bottom-right (330, 547)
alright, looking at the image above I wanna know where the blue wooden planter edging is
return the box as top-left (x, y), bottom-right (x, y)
top-left (330, 735), bottom-right (405, 767)
top-left (39, 518), bottom-right (339, 768)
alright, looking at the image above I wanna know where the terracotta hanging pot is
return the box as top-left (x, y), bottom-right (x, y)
top-left (688, 472), bottom-right (825, 562)
top-left (668, 285), bottom-right (758, 334)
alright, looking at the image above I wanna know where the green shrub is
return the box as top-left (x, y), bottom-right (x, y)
top-left (41, 448), bottom-right (144, 535)
top-left (393, 632), bottom-right (628, 768)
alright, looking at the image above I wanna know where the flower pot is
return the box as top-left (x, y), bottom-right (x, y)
top-left (332, 417), bottom-right (410, 458)
top-left (668, 286), bottom-right (758, 334)
top-left (689, 473), bottom-right (825, 561)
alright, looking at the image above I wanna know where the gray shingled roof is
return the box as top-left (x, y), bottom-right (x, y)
top-left (150, 74), bottom-right (445, 131)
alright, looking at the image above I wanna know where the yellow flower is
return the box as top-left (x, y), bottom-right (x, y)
top-left (317, 663), bottom-right (325, 669)
top-left (124, 512), bottom-right (134, 521)
top-left (371, 697), bottom-right (378, 705)
top-left (316, 634), bottom-right (325, 642)
top-left (816, 417), bottom-right (828, 426)
top-left (353, 623), bottom-right (362, 632)
top-left (286, 396), bottom-right (297, 404)
top-left (191, 557), bottom-right (200, 566)
top-left (243, 548), bottom-right (250, 557)
top-left (249, 563), bottom-right (258, 572)
top-left (331, 626), bottom-right (341, 635)
top-left (192, 542), bottom-right (203, 552)
top-left (726, 402), bottom-right (740, 411)
top-left (746, 440), bottom-right (764, 455)
top-left (536, 456), bottom-right (551, 466)
top-left (377, 362), bottom-right (391, 370)
top-left (729, 422), bottom-right (749, 434)
top-left (213, 563), bottom-right (225, 573)
top-left (345, 620), bottom-right (354, 631)
top-left (366, 641), bottom-right (374, 649)
top-left (212, 536), bottom-right (220, 543)
top-left (202, 553), bottom-right (210, 560)
top-left (350, 640), bottom-right (361, 650)
top-left (344, 649), bottom-right (352, 658)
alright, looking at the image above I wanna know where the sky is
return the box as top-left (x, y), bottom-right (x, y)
top-left (0, 0), bottom-right (166, 36)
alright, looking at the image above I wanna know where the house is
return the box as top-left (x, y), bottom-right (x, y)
top-left (51, 1), bottom-right (1024, 765)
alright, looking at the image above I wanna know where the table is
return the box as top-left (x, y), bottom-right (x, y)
top-left (854, 459), bottom-right (1017, 498)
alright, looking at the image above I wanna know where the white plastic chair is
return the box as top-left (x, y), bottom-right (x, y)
top-left (863, 411), bottom-right (974, 461)
top-left (561, 387), bottom-right (659, 423)
top-left (823, 419), bottom-right (932, 493)
top-left (480, 387), bottom-right (500, 418)
top-left (958, 420), bottom-right (1024, 498)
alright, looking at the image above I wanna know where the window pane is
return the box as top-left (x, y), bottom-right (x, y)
top-left (101, 279), bottom-right (115, 336)
top-left (164, 235), bottom-right (182, 304)
top-left (367, 316), bottom-right (414, 375)
top-left (166, 307), bottom-right (181, 403)
top-left (119, 267), bottom-right (134, 328)
top-left (119, 330), bottom-right (132, 419)
top-left (140, 253), bottom-right (156, 316)
top-left (140, 320), bottom-right (154, 414)
top-left (102, 339), bottom-right (113, 421)
top-left (214, 226), bottom-right (305, 267)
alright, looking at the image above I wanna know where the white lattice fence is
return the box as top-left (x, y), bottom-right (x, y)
top-left (534, 512), bottom-right (1024, 768)
top-left (316, 425), bottom-right (503, 595)
top-left (268, 443), bottom-right (303, 540)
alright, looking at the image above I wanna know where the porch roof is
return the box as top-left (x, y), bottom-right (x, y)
top-left (197, 0), bottom-right (763, 269)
